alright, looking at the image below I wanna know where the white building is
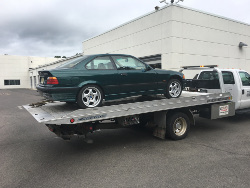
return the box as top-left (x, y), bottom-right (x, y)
top-left (83, 4), bottom-right (250, 78)
top-left (2, 4), bottom-right (250, 89)
top-left (0, 54), bottom-right (83, 89)
top-left (0, 55), bottom-right (58, 89)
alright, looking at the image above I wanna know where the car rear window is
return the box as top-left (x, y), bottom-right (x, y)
top-left (57, 56), bottom-right (90, 68)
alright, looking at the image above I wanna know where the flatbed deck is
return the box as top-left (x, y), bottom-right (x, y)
top-left (23, 91), bottom-right (232, 125)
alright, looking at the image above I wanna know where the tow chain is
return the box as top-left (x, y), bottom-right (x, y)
top-left (29, 100), bottom-right (54, 107)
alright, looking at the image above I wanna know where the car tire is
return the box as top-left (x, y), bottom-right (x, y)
top-left (165, 79), bottom-right (182, 98)
top-left (77, 85), bottom-right (103, 108)
top-left (165, 112), bottom-right (190, 140)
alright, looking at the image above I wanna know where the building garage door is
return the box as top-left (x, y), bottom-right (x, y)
top-left (139, 54), bottom-right (161, 69)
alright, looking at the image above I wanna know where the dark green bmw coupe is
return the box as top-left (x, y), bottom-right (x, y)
top-left (37, 54), bottom-right (185, 108)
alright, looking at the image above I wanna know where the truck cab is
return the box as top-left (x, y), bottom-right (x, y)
top-left (182, 66), bottom-right (250, 110)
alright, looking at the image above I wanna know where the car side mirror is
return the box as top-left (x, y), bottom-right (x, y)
top-left (141, 66), bottom-right (152, 72)
top-left (147, 66), bottom-right (151, 71)
top-left (145, 66), bottom-right (152, 71)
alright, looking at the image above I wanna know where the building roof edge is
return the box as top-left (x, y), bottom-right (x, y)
top-left (82, 4), bottom-right (250, 44)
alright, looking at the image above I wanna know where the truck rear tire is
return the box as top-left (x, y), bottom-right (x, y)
top-left (166, 112), bottom-right (190, 140)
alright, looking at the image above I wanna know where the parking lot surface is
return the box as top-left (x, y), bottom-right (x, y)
top-left (0, 89), bottom-right (250, 188)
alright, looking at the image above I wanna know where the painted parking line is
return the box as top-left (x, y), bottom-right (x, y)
top-left (0, 93), bottom-right (10, 96)
top-left (18, 106), bottom-right (23, 110)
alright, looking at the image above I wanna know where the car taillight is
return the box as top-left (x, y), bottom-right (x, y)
top-left (183, 75), bottom-right (185, 79)
top-left (47, 77), bottom-right (59, 85)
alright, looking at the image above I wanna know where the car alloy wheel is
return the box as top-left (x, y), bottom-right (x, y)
top-left (166, 79), bottom-right (182, 98)
top-left (77, 85), bottom-right (103, 108)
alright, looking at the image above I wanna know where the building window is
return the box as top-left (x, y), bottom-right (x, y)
top-left (4, 80), bottom-right (21, 85)
top-left (139, 54), bottom-right (162, 69)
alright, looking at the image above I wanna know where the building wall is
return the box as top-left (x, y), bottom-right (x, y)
top-left (82, 5), bottom-right (250, 78)
top-left (169, 5), bottom-right (250, 76)
top-left (83, 6), bottom-right (172, 58)
top-left (0, 55), bottom-right (57, 89)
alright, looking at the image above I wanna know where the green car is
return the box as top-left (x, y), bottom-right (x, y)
top-left (37, 54), bottom-right (185, 108)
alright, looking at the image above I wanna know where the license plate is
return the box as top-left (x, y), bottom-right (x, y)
top-left (40, 77), bottom-right (45, 84)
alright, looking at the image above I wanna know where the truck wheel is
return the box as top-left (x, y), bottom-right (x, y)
top-left (165, 79), bottom-right (182, 98)
top-left (166, 112), bottom-right (190, 140)
top-left (77, 85), bottom-right (103, 108)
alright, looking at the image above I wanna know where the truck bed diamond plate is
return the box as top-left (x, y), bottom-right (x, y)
top-left (23, 92), bottom-right (232, 125)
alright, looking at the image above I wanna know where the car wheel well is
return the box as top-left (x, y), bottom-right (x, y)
top-left (170, 75), bottom-right (182, 84)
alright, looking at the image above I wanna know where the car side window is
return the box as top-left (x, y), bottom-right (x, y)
top-left (86, 56), bottom-right (115, 70)
top-left (239, 72), bottom-right (250, 86)
top-left (111, 56), bottom-right (146, 70)
top-left (222, 71), bottom-right (235, 84)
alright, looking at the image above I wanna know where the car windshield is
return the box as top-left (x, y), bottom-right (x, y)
top-left (57, 56), bottom-right (90, 68)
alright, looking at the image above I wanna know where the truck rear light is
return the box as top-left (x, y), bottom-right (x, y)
top-left (47, 77), bottom-right (59, 85)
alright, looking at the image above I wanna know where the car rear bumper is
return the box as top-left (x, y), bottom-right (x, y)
top-left (36, 85), bottom-right (79, 102)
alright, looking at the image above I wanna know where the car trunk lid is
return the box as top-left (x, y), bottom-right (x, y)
top-left (38, 71), bottom-right (53, 85)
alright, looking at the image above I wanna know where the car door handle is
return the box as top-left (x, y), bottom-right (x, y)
top-left (120, 73), bottom-right (128, 76)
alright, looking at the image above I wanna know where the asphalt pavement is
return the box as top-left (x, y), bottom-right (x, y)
top-left (0, 89), bottom-right (250, 188)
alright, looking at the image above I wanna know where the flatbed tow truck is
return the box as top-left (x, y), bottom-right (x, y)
top-left (23, 90), bottom-right (235, 142)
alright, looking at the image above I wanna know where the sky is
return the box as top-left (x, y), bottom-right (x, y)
top-left (0, 0), bottom-right (250, 58)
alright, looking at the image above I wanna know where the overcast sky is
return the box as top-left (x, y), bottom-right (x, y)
top-left (0, 0), bottom-right (249, 58)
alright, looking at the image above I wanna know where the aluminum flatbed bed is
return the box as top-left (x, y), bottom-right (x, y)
top-left (23, 92), bottom-right (231, 125)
